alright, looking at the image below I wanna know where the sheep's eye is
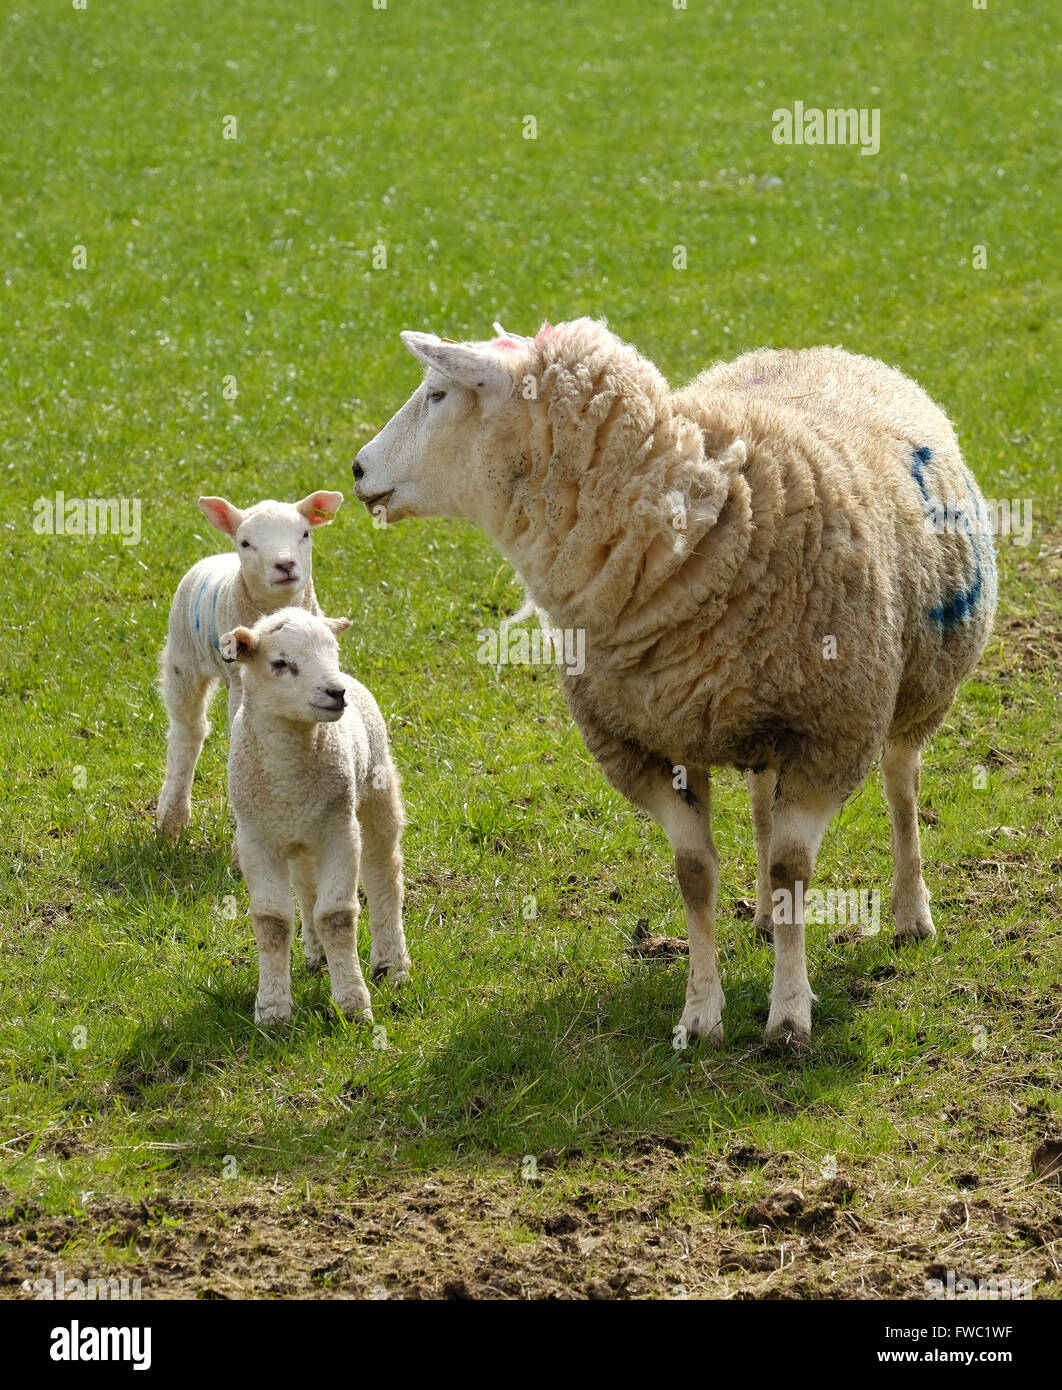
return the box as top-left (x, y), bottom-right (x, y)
top-left (271, 659), bottom-right (287, 671)
top-left (240, 540), bottom-right (251, 549)
top-left (302, 530), bottom-right (309, 539)
top-left (427, 388), bottom-right (447, 404)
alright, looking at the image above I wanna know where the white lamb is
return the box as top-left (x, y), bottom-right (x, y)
top-left (157, 489), bottom-right (343, 838)
top-left (220, 607), bottom-right (410, 1025)
top-left (352, 318), bottom-right (997, 1049)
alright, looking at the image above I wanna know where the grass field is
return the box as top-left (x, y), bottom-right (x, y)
top-left (2, 0), bottom-right (1060, 1299)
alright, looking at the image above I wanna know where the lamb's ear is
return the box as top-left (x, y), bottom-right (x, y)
top-left (199, 496), bottom-right (244, 537)
top-left (323, 617), bottom-right (352, 638)
top-left (220, 627), bottom-right (259, 663)
top-left (296, 490), bottom-right (344, 527)
top-left (400, 331), bottom-right (514, 400)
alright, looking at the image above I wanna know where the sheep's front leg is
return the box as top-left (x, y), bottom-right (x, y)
top-left (745, 767), bottom-right (777, 939)
top-left (237, 832), bottom-right (295, 1025)
top-left (315, 821), bottom-right (373, 1023)
top-left (881, 740), bottom-right (935, 941)
top-left (765, 786), bottom-right (841, 1047)
top-left (642, 769), bottom-right (725, 1045)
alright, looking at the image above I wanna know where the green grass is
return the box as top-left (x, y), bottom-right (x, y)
top-left (1, 0), bottom-right (1059, 1297)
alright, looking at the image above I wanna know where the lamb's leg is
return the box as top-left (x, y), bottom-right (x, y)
top-left (765, 787), bottom-right (841, 1047)
top-left (314, 821), bottom-right (373, 1023)
top-left (745, 767), bottom-right (777, 939)
top-left (227, 681), bottom-right (243, 870)
top-left (238, 832), bottom-right (295, 1025)
top-left (291, 852), bottom-right (323, 972)
top-left (157, 648), bottom-right (217, 838)
top-left (358, 780), bottom-right (410, 985)
top-left (881, 740), bottom-right (935, 941)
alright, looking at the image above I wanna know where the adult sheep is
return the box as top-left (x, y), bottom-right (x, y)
top-left (353, 319), bottom-right (996, 1047)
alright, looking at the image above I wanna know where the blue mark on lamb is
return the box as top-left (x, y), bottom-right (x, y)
top-left (192, 578), bottom-right (209, 633)
top-left (918, 462), bottom-right (994, 632)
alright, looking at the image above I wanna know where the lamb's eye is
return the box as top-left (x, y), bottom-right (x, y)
top-left (302, 530), bottom-right (309, 539)
top-left (427, 389), bottom-right (447, 404)
top-left (240, 540), bottom-right (251, 549)
top-left (271, 659), bottom-right (287, 672)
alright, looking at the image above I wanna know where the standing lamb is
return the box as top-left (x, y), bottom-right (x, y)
top-left (220, 607), bottom-right (410, 1024)
top-left (157, 489), bottom-right (343, 838)
top-left (352, 318), bottom-right (997, 1048)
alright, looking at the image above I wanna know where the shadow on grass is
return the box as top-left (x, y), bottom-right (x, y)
top-left (106, 939), bottom-right (877, 1173)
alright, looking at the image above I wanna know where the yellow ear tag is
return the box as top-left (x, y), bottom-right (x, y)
top-left (440, 336), bottom-right (457, 343)
top-left (312, 506), bottom-right (333, 521)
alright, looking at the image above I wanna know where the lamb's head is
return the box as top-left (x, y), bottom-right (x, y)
top-left (198, 491), bottom-right (343, 607)
top-left (353, 319), bottom-right (674, 533)
top-left (220, 608), bottom-right (353, 723)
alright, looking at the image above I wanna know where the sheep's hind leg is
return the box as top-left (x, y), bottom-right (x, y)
top-left (764, 786), bottom-right (843, 1047)
top-left (359, 781), bottom-right (410, 985)
top-left (314, 822), bottom-right (373, 1023)
top-left (881, 740), bottom-right (935, 942)
top-left (745, 767), bottom-right (777, 939)
top-left (291, 852), bottom-right (324, 972)
top-left (157, 652), bottom-right (217, 838)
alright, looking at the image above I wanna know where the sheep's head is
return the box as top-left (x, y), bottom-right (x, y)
top-left (352, 326), bottom-right (536, 529)
top-left (220, 608), bottom-right (353, 724)
top-left (199, 491), bottom-right (343, 607)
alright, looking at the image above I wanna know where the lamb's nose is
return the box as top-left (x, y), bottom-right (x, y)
top-left (352, 457), bottom-right (365, 482)
top-left (275, 559), bottom-right (296, 575)
top-left (325, 687), bottom-right (346, 704)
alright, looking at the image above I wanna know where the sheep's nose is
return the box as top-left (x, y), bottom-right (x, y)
top-left (352, 456), bottom-right (365, 482)
top-left (325, 687), bottom-right (346, 704)
top-left (275, 558), bottom-right (296, 576)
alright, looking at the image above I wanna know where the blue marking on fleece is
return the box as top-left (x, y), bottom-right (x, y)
top-left (927, 468), bottom-right (994, 631)
top-left (192, 579), bottom-right (209, 633)
top-left (208, 583), bottom-right (221, 651)
top-left (910, 445), bottom-right (933, 500)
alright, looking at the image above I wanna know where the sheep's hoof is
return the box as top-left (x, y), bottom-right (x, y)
top-left (341, 1004), bottom-right (374, 1024)
top-left (255, 1004), bottom-right (293, 1027)
top-left (156, 807), bottom-right (190, 839)
top-left (893, 916), bottom-right (936, 943)
top-left (752, 913), bottom-right (775, 941)
top-left (677, 999), bottom-right (725, 1048)
top-left (372, 956), bottom-right (412, 985)
top-left (765, 1017), bottom-right (811, 1050)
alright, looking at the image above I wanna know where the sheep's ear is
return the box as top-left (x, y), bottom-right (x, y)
top-left (323, 617), bottom-right (352, 638)
top-left (296, 490), bottom-right (344, 527)
top-left (199, 496), bottom-right (244, 537)
top-left (220, 627), bottom-right (259, 663)
top-left (400, 331), bottom-right (514, 400)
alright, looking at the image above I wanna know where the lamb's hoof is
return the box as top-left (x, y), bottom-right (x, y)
top-left (156, 806), bottom-right (190, 839)
top-left (894, 916), bottom-right (936, 943)
top-left (372, 955), bottom-right (412, 985)
top-left (752, 913), bottom-right (775, 941)
top-left (255, 1004), bottom-right (293, 1027)
top-left (765, 1016), bottom-right (811, 1050)
top-left (342, 1004), bottom-right (374, 1024)
top-left (676, 997), bottom-right (725, 1048)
